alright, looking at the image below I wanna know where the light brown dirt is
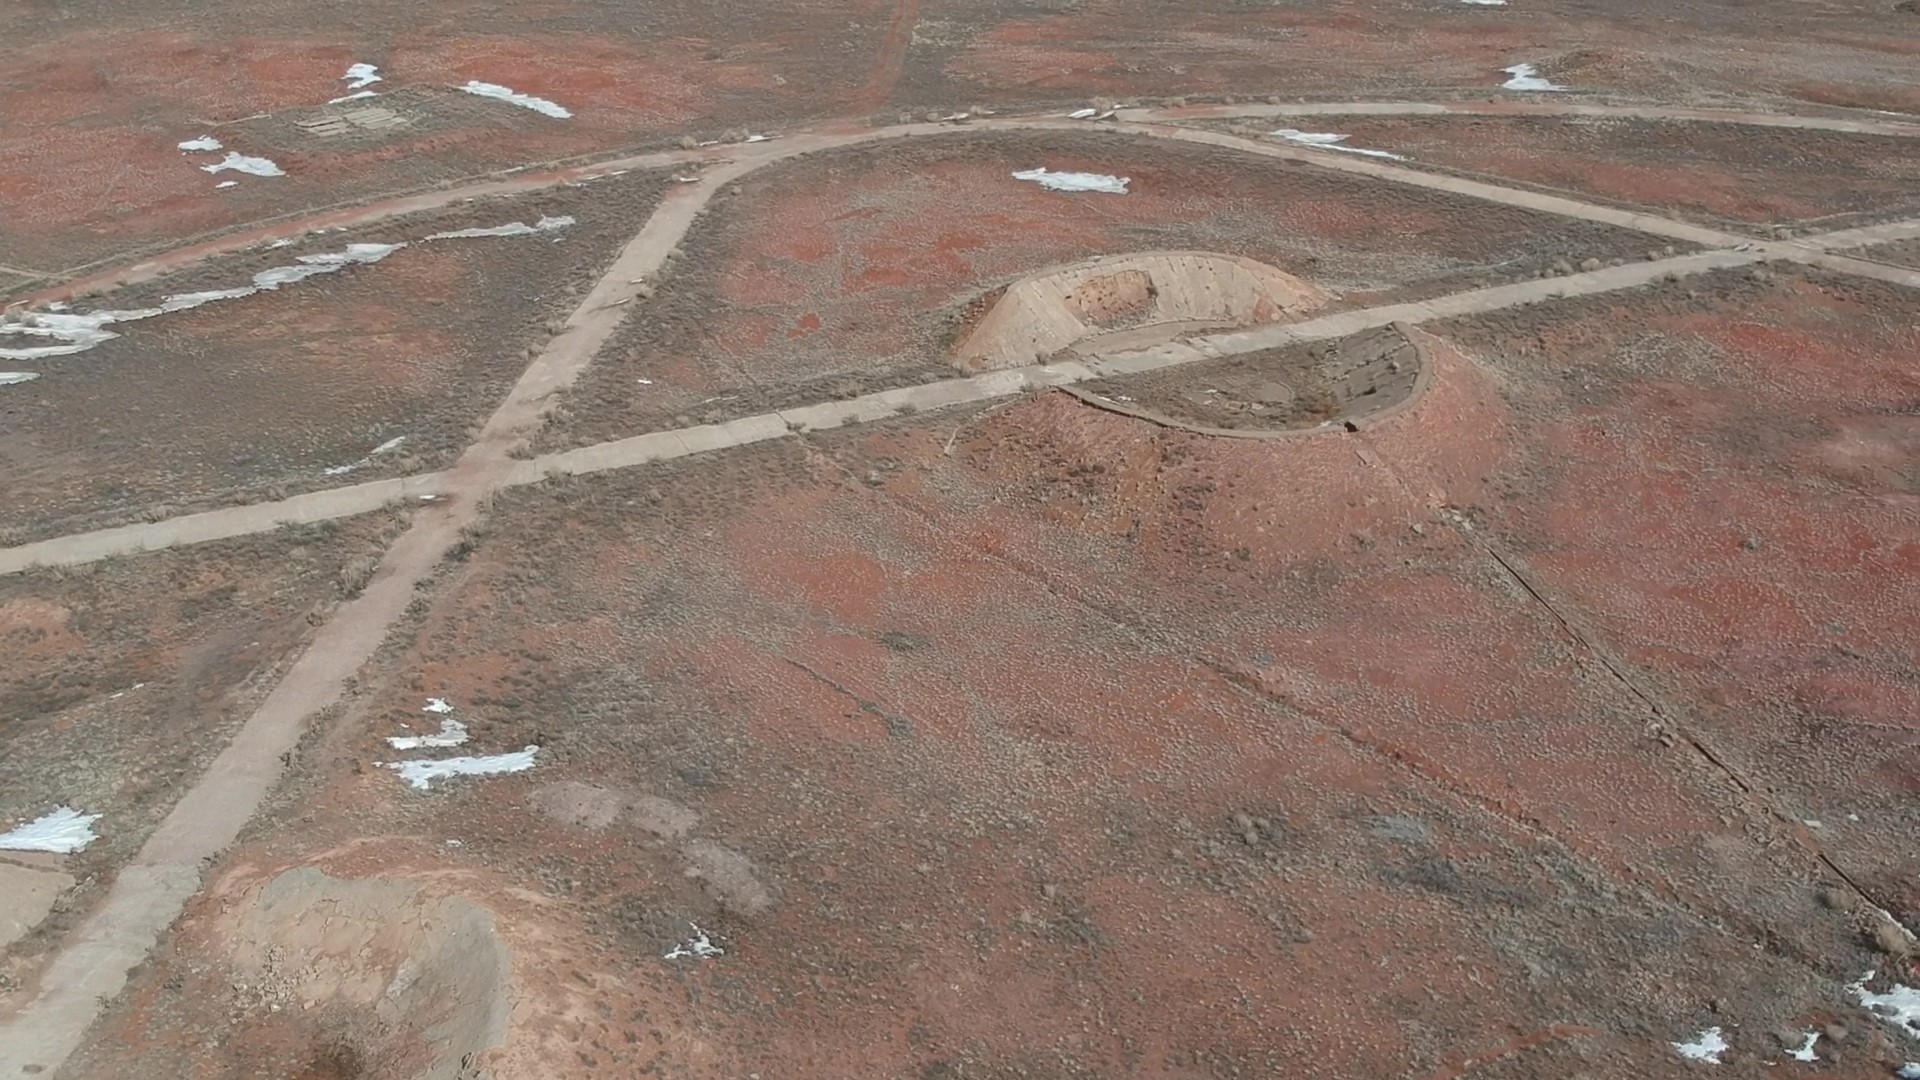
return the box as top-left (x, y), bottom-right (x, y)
top-left (955, 251), bottom-right (1330, 371)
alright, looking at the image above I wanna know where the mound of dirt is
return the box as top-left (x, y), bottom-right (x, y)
top-left (1068, 323), bottom-right (1427, 436)
top-left (221, 867), bottom-right (512, 1080)
top-left (955, 251), bottom-right (1330, 372)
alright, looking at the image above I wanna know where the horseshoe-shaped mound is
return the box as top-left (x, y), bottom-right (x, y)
top-left (955, 251), bottom-right (1331, 372)
top-left (221, 867), bottom-right (512, 1080)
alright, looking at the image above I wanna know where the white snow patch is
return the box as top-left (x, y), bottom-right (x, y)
top-left (1066, 108), bottom-right (1098, 119)
top-left (1011, 167), bottom-right (1129, 194)
top-left (342, 62), bottom-right (382, 90)
top-left (177, 135), bottom-right (223, 152)
top-left (328, 89), bottom-right (380, 104)
top-left (0, 807), bottom-right (102, 854)
top-left (1461, 0), bottom-right (1507, 5)
top-left (0, 242), bottom-right (401, 361)
top-left (744, 133), bottom-right (772, 143)
top-left (1672, 1027), bottom-right (1727, 1064)
top-left (201, 152), bottom-right (285, 177)
top-left (216, 180), bottom-right (238, 189)
top-left (1270, 129), bottom-right (1407, 160)
top-left (423, 698), bottom-right (455, 713)
top-left (461, 80), bottom-right (571, 118)
top-left (1852, 971), bottom-right (1920, 1039)
top-left (1786, 1032), bottom-right (1818, 1062)
top-left (387, 718), bottom-right (469, 750)
top-left (664, 923), bottom-right (724, 960)
top-left (1502, 63), bottom-right (1566, 92)
top-left (386, 746), bottom-right (538, 790)
top-left (1897, 1064), bottom-right (1920, 1080)
top-left (425, 215), bottom-right (575, 240)
top-left (0, 372), bottom-right (40, 386)
top-left (323, 434), bottom-right (408, 476)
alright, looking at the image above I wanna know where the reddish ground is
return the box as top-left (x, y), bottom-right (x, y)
top-left (1207, 115), bottom-right (1920, 231)
top-left (1435, 267), bottom-right (1920, 924)
top-left (68, 280), bottom-right (1918, 1076)
top-left (0, 512), bottom-right (402, 1002)
top-left (5, 0), bottom-right (1920, 1074)
top-left (941, 7), bottom-right (1920, 114)
top-left (0, 171), bottom-right (666, 542)
top-left (552, 129), bottom-right (1663, 447)
top-left (4, 0), bottom-right (1916, 279)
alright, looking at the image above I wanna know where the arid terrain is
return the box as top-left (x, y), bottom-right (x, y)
top-left (2, 1), bottom-right (1918, 1077)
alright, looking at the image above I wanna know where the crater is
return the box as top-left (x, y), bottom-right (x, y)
top-left (1066, 323), bottom-right (1429, 436)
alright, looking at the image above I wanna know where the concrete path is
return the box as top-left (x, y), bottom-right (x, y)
top-left (3, 98), bottom-right (1920, 1079)
top-left (1120, 99), bottom-right (1920, 137)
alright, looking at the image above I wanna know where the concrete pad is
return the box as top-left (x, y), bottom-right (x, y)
top-left (0, 862), bottom-right (72, 950)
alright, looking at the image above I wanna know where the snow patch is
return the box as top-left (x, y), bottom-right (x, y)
top-left (425, 215), bottom-right (575, 240)
top-left (1461, 0), bottom-right (1507, 5)
top-left (461, 80), bottom-right (571, 118)
top-left (1786, 1032), bottom-right (1818, 1063)
top-left (664, 923), bottom-right (724, 960)
top-left (0, 807), bottom-right (101, 854)
top-left (0, 242), bottom-right (401, 361)
top-left (322, 434), bottom-right (408, 476)
top-left (388, 718), bottom-right (469, 750)
top-left (342, 62), bottom-right (382, 90)
top-left (1672, 1027), bottom-right (1727, 1064)
top-left (423, 698), bottom-right (455, 714)
top-left (1502, 63), bottom-right (1566, 92)
top-left (1852, 971), bottom-right (1920, 1039)
top-left (1270, 129), bottom-right (1407, 160)
top-left (0, 372), bottom-right (40, 386)
top-left (328, 89), bottom-right (380, 104)
top-left (1011, 167), bottom-right (1130, 194)
top-left (201, 152), bottom-right (285, 177)
top-left (386, 747), bottom-right (538, 790)
top-left (177, 135), bottom-right (223, 152)
top-left (1066, 108), bottom-right (1098, 119)
top-left (1897, 1064), bottom-right (1920, 1080)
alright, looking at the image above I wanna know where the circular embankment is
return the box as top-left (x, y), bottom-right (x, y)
top-left (1064, 322), bottom-right (1430, 436)
top-left (953, 250), bottom-right (1331, 372)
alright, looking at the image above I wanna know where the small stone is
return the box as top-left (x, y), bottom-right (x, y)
top-left (1823, 1022), bottom-right (1849, 1044)
top-left (1242, 830), bottom-right (1261, 847)
top-left (1551, 258), bottom-right (1575, 275)
top-left (1041, 883), bottom-right (1058, 900)
top-left (1232, 812), bottom-right (1254, 831)
top-left (1816, 883), bottom-right (1848, 908)
top-left (1578, 257), bottom-right (1602, 272)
